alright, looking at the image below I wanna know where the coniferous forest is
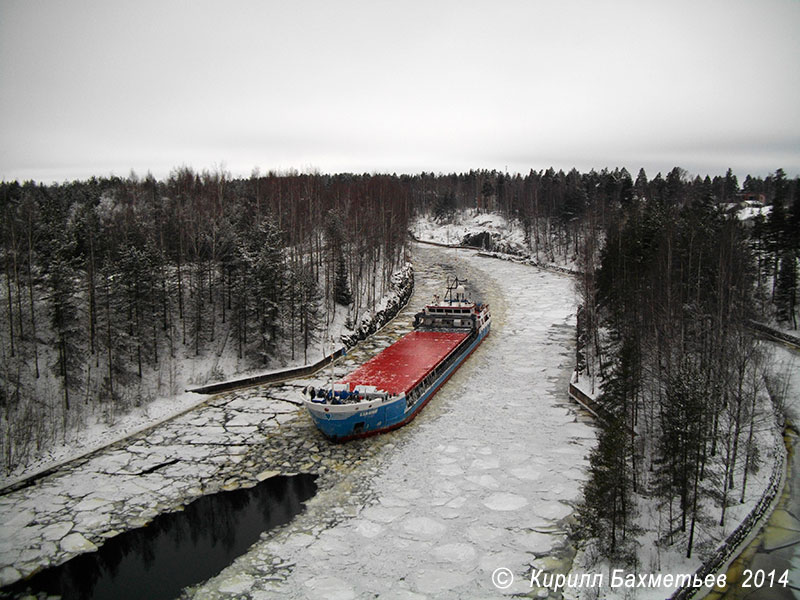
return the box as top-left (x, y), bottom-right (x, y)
top-left (1, 162), bottom-right (798, 534)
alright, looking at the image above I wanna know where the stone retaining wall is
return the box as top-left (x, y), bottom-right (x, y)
top-left (748, 320), bottom-right (800, 350)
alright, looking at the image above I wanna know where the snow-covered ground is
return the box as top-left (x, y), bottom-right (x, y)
top-left (757, 344), bottom-right (800, 594)
top-left (772, 345), bottom-right (800, 426)
top-left (411, 210), bottom-right (527, 255)
top-left (411, 210), bottom-right (584, 274)
top-left (733, 202), bottom-right (772, 222)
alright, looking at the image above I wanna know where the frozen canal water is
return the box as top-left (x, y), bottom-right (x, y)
top-left (189, 245), bottom-right (597, 599)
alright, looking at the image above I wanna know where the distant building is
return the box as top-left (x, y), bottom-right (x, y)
top-left (736, 191), bottom-right (766, 205)
top-left (722, 192), bottom-right (770, 224)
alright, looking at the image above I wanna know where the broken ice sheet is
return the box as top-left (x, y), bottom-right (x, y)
top-left (187, 247), bottom-right (596, 598)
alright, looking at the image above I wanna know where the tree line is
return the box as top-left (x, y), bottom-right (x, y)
top-left (425, 166), bottom-right (798, 329)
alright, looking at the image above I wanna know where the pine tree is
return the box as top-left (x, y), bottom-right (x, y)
top-left (44, 251), bottom-right (81, 416)
top-left (297, 263), bottom-right (320, 363)
top-left (658, 362), bottom-right (707, 557)
top-left (230, 242), bottom-right (251, 360)
top-left (634, 168), bottom-right (648, 201)
top-left (723, 168), bottom-right (739, 203)
top-left (333, 252), bottom-right (352, 306)
top-left (579, 416), bottom-right (631, 558)
top-left (775, 250), bottom-right (798, 327)
top-left (250, 218), bottom-right (285, 363)
top-left (432, 191), bottom-right (457, 220)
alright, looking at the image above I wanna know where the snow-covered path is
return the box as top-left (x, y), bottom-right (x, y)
top-left (191, 246), bottom-right (597, 599)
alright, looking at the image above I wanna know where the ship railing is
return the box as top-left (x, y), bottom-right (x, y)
top-left (309, 388), bottom-right (394, 405)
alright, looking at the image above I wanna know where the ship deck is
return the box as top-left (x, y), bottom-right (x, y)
top-left (341, 330), bottom-right (469, 395)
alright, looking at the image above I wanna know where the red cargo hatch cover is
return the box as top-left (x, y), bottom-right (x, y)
top-left (342, 330), bottom-right (468, 395)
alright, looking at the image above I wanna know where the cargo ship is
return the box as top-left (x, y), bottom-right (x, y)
top-left (303, 278), bottom-right (491, 441)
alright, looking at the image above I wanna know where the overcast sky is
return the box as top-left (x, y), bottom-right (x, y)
top-left (1, 0), bottom-right (798, 183)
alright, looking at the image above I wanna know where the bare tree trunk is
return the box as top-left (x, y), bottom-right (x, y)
top-left (26, 230), bottom-right (39, 378)
top-left (686, 442), bottom-right (702, 558)
top-left (105, 273), bottom-right (113, 402)
top-left (4, 254), bottom-right (14, 357)
top-left (87, 235), bottom-right (97, 356)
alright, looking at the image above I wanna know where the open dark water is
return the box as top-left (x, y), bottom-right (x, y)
top-left (2, 474), bottom-right (317, 600)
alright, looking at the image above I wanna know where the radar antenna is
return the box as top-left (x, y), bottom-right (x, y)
top-left (444, 276), bottom-right (468, 304)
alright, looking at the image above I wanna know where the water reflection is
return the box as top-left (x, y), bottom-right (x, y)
top-left (3, 474), bottom-right (317, 600)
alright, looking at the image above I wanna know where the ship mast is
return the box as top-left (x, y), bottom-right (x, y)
top-left (445, 276), bottom-right (468, 304)
top-left (328, 335), bottom-right (336, 392)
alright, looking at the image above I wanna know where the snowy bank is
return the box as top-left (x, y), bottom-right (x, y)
top-left (411, 210), bottom-right (584, 275)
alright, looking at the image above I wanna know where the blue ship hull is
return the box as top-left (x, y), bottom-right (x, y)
top-left (304, 321), bottom-right (490, 442)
